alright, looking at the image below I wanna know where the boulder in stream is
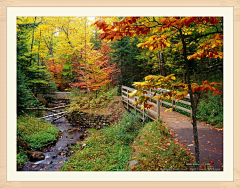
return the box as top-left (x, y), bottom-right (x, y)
top-left (28, 151), bottom-right (45, 161)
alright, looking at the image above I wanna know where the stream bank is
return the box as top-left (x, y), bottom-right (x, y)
top-left (21, 101), bottom-right (87, 171)
top-left (21, 96), bottom-right (125, 171)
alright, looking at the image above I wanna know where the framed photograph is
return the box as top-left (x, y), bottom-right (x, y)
top-left (1, 2), bottom-right (239, 188)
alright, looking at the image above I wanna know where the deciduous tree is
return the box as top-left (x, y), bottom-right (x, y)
top-left (93, 16), bottom-right (223, 168)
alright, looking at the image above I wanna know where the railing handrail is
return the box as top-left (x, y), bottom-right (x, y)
top-left (121, 85), bottom-right (192, 121)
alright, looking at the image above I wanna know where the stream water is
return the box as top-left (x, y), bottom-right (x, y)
top-left (22, 101), bottom-right (87, 171)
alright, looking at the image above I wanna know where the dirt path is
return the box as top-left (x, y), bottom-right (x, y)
top-left (122, 96), bottom-right (223, 171)
top-left (159, 106), bottom-right (223, 171)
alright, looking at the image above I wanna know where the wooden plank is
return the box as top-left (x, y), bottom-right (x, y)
top-left (122, 85), bottom-right (135, 92)
top-left (123, 100), bottom-right (155, 121)
top-left (174, 106), bottom-right (191, 113)
top-left (121, 95), bottom-right (128, 99)
top-left (178, 99), bottom-right (191, 105)
top-left (147, 100), bottom-right (157, 107)
top-left (148, 109), bottom-right (157, 115)
top-left (121, 85), bottom-right (129, 90)
top-left (161, 100), bottom-right (172, 106)
top-left (122, 85), bottom-right (192, 120)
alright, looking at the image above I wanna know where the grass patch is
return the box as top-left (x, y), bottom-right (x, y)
top-left (17, 115), bottom-right (60, 149)
top-left (128, 121), bottom-right (194, 171)
top-left (17, 115), bottom-right (59, 169)
top-left (62, 111), bottom-right (194, 171)
top-left (61, 111), bottom-right (143, 171)
top-left (67, 87), bottom-right (118, 112)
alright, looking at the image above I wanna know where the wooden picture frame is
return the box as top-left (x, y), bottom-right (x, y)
top-left (0, 1), bottom-right (239, 187)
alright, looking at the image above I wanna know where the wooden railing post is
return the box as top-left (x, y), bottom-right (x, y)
top-left (121, 85), bottom-right (192, 121)
top-left (121, 85), bottom-right (123, 101)
top-left (127, 88), bottom-right (129, 110)
top-left (160, 90), bottom-right (163, 107)
top-left (157, 100), bottom-right (160, 121)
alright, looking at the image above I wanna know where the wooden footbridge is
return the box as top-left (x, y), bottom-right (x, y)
top-left (121, 85), bottom-right (193, 121)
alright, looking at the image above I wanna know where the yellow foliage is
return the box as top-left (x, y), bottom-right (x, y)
top-left (163, 108), bottom-right (173, 114)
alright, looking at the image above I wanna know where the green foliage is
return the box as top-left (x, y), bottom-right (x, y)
top-left (115, 111), bottom-right (143, 145)
top-left (62, 111), bottom-right (193, 171)
top-left (17, 153), bottom-right (28, 170)
top-left (197, 93), bottom-right (223, 127)
top-left (91, 32), bottom-right (102, 50)
top-left (68, 87), bottom-right (118, 111)
top-left (128, 121), bottom-right (194, 171)
top-left (162, 94), bottom-right (223, 127)
top-left (17, 115), bottom-right (59, 169)
top-left (17, 17), bottom-right (56, 116)
top-left (61, 111), bottom-right (142, 171)
top-left (24, 65), bottom-right (57, 95)
top-left (110, 37), bottom-right (154, 87)
top-left (17, 115), bottom-right (59, 150)
top-left (17, 69), bottom-right (41, 115)
top-left (174, 102), bottom-right (191, 116)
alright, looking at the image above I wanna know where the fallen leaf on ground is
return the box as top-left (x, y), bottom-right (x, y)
top-left (209, 161), bottom-right (214, 165)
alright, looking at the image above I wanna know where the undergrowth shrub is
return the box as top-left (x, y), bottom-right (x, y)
top-left (17, 115), bottom-right (59, 169)
top-left (128, 121), bottom-right (194, 171)
top-left (61, 111), bottom-right (143, 171)
top-left (197, 93), bottom-right (223, 127)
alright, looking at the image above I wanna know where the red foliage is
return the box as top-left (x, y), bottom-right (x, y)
top-left (70, 44), bottom-right (118, 92)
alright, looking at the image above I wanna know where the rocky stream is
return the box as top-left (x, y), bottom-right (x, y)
top-left (21, 101), bottom-right (88, 171)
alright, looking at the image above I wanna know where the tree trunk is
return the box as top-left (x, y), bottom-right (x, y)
top-left (158, 51), bottom-right (166, 76)
top-left (37, 29), bottom-right (41, 66)
top-left (180, 28), bottom-right (200, 170)
top-left (84, 17), bottom-right (90, 104)
top-left (30, 17), bottom-right (37, 66)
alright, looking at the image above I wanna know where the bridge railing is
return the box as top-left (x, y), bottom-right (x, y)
top-left (121, 85), bottom-right (192, 121)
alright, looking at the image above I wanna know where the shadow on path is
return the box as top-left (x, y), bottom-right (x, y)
top-left (160, 107), bottom-right (223, 171)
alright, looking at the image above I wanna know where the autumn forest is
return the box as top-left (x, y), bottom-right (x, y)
top-left (17, 17), bottom-right (223, 172)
